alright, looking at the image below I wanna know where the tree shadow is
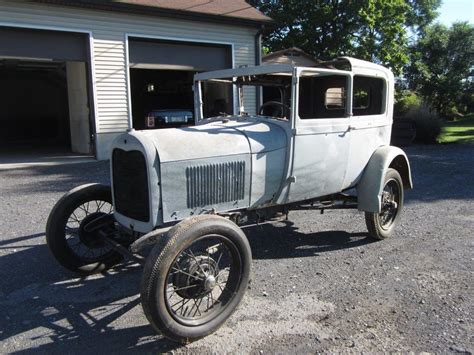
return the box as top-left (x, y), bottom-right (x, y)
top-left (0, 161), bottom-right (110, 196)
top-left (0, 232), bottom-right (45, 248)
top-left (403, 144), bottom-right (474, 202)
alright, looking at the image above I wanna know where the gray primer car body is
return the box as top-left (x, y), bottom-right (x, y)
top-left (110, 58), bottom-right (413, 234)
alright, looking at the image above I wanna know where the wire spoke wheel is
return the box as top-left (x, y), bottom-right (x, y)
top-left (140, 215), bottom-right (251, 343)
top-left (64, 200), bottom-right (114, 262)
top-left (46, 183), bottom-right (124, 274)
top-left (165, 235), bottom-right (240, 326)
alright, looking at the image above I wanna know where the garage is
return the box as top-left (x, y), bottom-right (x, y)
top-left (1, 0), bottom-right (272, 161)
top-left (128, 38), bottom-right (234, 129)
top-left (0, 26), bottom-right (93, 155)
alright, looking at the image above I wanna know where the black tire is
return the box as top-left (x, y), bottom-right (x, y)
top-left (46, 183), bottom-right (123, 274)
top-left (140, 215), bottom-right (252, 344)
top-left (365, 168), bottom-right (404, 240)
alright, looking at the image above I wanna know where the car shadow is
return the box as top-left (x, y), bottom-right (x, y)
top-left (244, 220), bottom-right (375, 260)
top-left (0, 223), bottom-right (372, 353)
top-left (0, 233), bottom-right (181, 353)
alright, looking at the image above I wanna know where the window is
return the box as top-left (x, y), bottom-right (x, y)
top-left (202, 81), bottom-right (233, 118)
top-left (299, 74), bottom-right (347, 119)
top-left (352, 76), bottom-right (385, 115)
top-left (325, 87), bottom-right (345, 109)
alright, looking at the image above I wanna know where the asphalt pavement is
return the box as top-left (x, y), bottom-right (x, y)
top-left (0, 144), bottom-right (472, 353)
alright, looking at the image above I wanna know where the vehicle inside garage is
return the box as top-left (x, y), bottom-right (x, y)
top-left (130, 69), bottom-right (195, 130)
top-left (129, 38), bottom-right (233, 129)
top-left (0, 27), bottom-right (92, 156)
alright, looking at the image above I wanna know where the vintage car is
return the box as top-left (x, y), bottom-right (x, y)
top-left (144, 109), bottom-right (194, 129)
top-left (46, 57), bottom-right (412, 343)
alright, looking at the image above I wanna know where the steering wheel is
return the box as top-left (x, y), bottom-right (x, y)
top-left (259, 101), bottom-right (290, 118)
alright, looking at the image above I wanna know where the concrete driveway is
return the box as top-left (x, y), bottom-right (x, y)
top-left (0, 144), bottom-right (472, 353)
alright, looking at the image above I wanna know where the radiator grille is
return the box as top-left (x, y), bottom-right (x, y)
top-left (186, 161), bottom-right (245, 208)
top-left (112, 149), bottom-right (150, 222)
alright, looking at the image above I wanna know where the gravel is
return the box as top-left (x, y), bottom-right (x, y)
top-left (0, 144), bottom-right (472, 353)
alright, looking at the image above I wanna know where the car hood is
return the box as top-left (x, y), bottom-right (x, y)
top-left (137, 117), bottom-right (288, 163)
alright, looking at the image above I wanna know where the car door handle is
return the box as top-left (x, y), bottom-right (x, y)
top-left (348, 125), bottom-right (357, 131)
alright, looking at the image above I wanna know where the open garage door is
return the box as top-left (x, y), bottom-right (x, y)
top-left (0, 27), bottom-right (93, 156)
top-left (129, 38), bottom-right (231, 71)
top-left (129, 38), bottom-right (233, 130)
top-left (0, 27), bottom-right (87, 62)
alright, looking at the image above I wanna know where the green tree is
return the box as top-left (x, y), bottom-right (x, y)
top-left (404, 0), bottom-right (442, 35)
top-left (405, 22), bottom-right (474, 116)
top-left (252, 0), bottom-right (441, 75)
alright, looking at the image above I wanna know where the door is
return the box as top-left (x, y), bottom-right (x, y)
top-left (343, 74), bottom-right (393, 188)
top-left (286, 70), bottom-right (352, 203)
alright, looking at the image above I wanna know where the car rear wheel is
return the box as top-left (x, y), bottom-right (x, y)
top-left (140, 215), bottom-right (251, 344)
top-left (365, 168), bottom-right (404, 240)
top-left (46, 183), bottom-right (123, 274)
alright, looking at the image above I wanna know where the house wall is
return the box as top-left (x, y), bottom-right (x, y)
top-left (0, 0), bottom-right (258, 159)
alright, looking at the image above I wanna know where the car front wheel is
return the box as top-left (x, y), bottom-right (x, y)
top-left (140, 215), bottom-right (252, 343)
top-left (46, 183), bottom-right (123, 274)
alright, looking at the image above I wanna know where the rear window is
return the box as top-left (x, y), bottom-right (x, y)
top-left (352, 76), bottom-right (385, 116)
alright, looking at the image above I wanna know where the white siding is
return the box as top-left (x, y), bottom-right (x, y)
top-left (0, 0), bottom-right (257, 158)
top-left (93, 39), bottom-right (129, 132)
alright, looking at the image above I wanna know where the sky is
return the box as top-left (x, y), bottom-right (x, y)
top-left (437, 0), bottom-right (474, 25)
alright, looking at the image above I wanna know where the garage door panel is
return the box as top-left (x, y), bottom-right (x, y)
top-left (129, 39), bottom-right (231, 71)
top-left (0, 27), bottom-right (87, 61)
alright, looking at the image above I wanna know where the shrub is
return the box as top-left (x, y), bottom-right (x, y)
top-left (405, 105), bottom-right (443, 144)
top-left (443, 104), bottom-right (463, 121)
top-left (395, 90), bottom-right (422, 116)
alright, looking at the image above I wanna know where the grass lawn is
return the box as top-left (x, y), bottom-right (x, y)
top-left (438, 113), bottom-right (474, 144)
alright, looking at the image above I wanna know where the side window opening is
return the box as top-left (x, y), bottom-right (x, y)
top-left (299, 74), bottom-right (348, 119)
top-left (352, 76), bottom-right (385, 116)
top-left (202, 81), bottom-right (233, 117)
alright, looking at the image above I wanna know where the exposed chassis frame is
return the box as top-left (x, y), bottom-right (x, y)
top-left (89, 193), bottom-right (358, 262)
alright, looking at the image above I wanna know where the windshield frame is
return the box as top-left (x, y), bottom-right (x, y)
top-left (193, 65), bottom-right (295, 122)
